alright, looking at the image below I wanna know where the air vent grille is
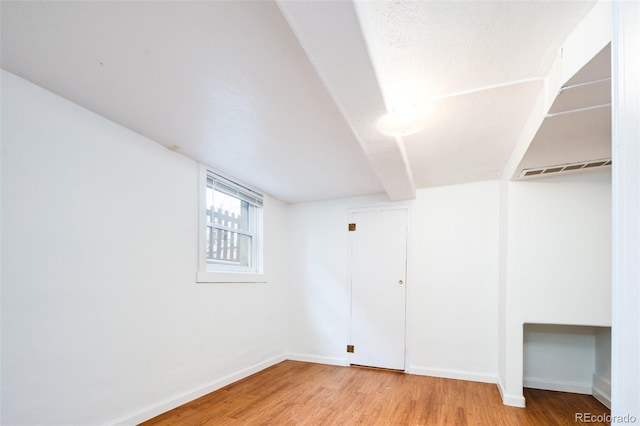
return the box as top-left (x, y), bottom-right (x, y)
top-left (520, 159), bottom-right (611, 178)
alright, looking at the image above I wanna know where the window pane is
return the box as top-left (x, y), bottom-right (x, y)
top-left (206, 226), bottom-right (213, 260)
top-left (212, 189), bottom-right (253, 232)
top-left (204, 172), bottom-right (263, 273)
top-left (208, 228), bottom-right (252, 267)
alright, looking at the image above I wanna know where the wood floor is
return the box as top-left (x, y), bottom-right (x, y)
top-left (142, 361), bottom-right (610, 425)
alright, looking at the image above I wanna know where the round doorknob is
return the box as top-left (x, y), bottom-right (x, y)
top-left (399, 280), bottom-right (403, 285)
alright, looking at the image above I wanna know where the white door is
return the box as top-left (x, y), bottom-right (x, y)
top-left (349, 208), bottom-right (407, 370)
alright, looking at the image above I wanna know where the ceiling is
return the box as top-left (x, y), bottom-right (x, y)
top-left (515, 44), bottom-right (611, 178)
top-left (1, 1), bottom-right (603, 203)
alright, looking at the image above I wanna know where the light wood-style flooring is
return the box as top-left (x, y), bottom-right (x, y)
top-left (142, 360), bottom-right (610, 425)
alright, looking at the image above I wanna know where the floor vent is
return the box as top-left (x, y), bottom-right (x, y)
top-left (520, 159), bottom-right (611, 178)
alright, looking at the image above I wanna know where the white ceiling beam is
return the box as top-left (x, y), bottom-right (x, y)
top-left (276, 0), bottom-right (416, 201)
top-left (560, 0), bottom-right (612, 86)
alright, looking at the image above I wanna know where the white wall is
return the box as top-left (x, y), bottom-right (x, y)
top-left (503, 170), bottom-right (612, 405)
top-left (286, 193), bottom-right (390, 365)
top-left (287, 181), bottom-right (500, 382)
top-left (523, 324), bottom-right (598, 394)
top-left (0, 71), bottom-right (289, 425)
top-left (406, 181), bottom-right (499, 382)
top-left (509, 171), bottom-right (611, 326)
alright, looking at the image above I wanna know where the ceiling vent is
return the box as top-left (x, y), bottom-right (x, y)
top-left (520, 159), bottom-right (612, 179)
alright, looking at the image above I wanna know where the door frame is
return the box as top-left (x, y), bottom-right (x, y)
top-left (347, 204), bottom-right (410, 371)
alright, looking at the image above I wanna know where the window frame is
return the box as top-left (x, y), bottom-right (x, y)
top-left (197, 165), bottom-right (266, 283)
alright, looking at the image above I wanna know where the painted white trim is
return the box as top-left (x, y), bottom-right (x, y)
top-left (612, 0), bottom-right (640, 422)
top-left (108, 354), bottom-right (286, 426)
top-left (497, 378), bottom-right (527, 408)
top-left (196, 271), bottom-right (268, 283)
top-left (523, 377), bottom-right (592, 395)
top-left (545, 102), bottom-right (611, 118)
top-left (197, 164), bottom-right (208, 273)
top-left (592, 374), bottom-right (612, 409)
top-left (430, 77), bottom-right (544, 102)
top-left (286, 353), bottom-right (348, 367)
top-left (407, 366), bottom-right (496, 384)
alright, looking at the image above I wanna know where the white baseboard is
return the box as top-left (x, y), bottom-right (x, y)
top-left (286, 353), bottom-right (348, 367)
top-left (592, 374), bottom-right (611, 409)
top-left (108, 354), bottom-right (286, 426)
top-left (497, 378), bottom-right (526, 408)
top-left (523, 376), bottom-right (592, 395)
top-left (406, 365), bottom-right (497, 384)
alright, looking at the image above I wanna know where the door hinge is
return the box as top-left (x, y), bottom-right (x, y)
top-left (347, 345), bottom-right (354, 353)
top-left (348, 223), bottom-right (356, 231)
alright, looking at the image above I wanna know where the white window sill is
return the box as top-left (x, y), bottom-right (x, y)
top-left (196, 271), bottom-right (268, 283)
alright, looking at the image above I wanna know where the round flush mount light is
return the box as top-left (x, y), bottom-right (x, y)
top-left (376, 103), bottom-right (430, 137)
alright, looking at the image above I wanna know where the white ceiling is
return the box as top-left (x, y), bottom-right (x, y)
top-left (0, 1), bottom-right (383, 203)
top-left (1, 1), bottom-right (601, 203)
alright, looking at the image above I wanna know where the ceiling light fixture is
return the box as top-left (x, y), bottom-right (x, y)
top-left (376, 103), bottom-right (429, 137)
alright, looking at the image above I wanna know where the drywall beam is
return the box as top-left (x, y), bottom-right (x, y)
top-left (276, 0), bottom-right (415, 201)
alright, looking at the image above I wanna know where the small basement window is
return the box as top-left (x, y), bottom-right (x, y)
top-left (198, 167), bottom-right (264, 282)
